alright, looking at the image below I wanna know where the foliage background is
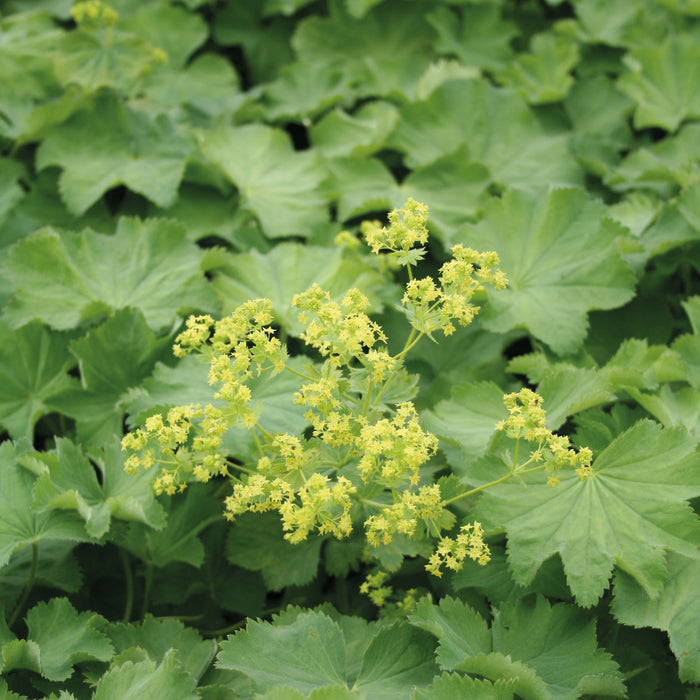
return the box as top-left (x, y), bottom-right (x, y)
top-left (0, 0), bottom-right (699, 697)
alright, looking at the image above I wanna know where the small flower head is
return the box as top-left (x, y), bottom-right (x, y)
top-left (426, 521), bottom-right (491, 577)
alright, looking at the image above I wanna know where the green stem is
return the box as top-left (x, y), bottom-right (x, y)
top-left (284, 365), bottom-right (315, 382)
top-left (8, 542), bottom-right (38, 629)
top-left (441, 460), bottom-right (546, 508)
top-left (118, 547), bottom-right (134, 623)
top-left (141, 561), bottom-right (153, 620)
top-left (362, 380), bottom-right (374, 417)
top-left (199, 607), bottom-right (281, 637)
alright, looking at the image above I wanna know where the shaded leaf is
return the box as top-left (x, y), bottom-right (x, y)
top-left (0, 322), bottom-right (78, 440)
top-left (0, 598), bottom-right (112, 682)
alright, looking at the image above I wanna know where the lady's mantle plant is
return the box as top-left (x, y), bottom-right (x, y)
top-left (122, 199), bottom-right (592, 586)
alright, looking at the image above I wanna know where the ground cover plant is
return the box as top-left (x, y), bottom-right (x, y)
top-left (0, 0), bottom-right (699, 697)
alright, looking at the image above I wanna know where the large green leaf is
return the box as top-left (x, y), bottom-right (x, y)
top-left (617, 35), bottom-right (700, 131)
top-left (0, 441), bottom-right (88, 570)
top-left (410, 596), bottom-right (624, 700)
top-left (427, 4), bottom-right (516, 73)
top-left (613, 553), bottom-right (700, 684)
top-left (474, 420), bottom-right (700, 606)
top-left (199, 123), bottom-right (328, 238)
top-left (0, 322), bottom-right (78, 440)
top-left (1, 218), bottom-right (213, 331)
top-left (410, 597), bottom-right (625, 700)
top-left (93, 649), bottom-right (197, 700)
top-left (47, 308), bottom-right (170, 446)
top-left (325, 149), bottom-right (490, 238)
top-left (211, 242), bottom-right (390, 334)
top-left (412, 673), bottom-right (516, 700)
top-left (35, 93), bottom-right (194, 215)
top-left (25, 437), bottom-right (166, 539)
top-left (454, 187), bottom-right (636, 354)
top-left (0, 597), bottom-right (113, 682)
top-left (217, 610), bottom-right (438, 697)
top-left (292, 1), bottom-right (437, 100)
top-left (497, 33), bottom-right (579, 105)
top-left (107, 615), bottom-right (216, 683)
top-left (388, 80), bottom-right (583, 188)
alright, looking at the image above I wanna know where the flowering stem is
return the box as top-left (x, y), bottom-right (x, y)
top-left (140, 561), bottom-right (153, 620)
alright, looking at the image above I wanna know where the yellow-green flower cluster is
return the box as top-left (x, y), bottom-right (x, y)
top-left (224, 471), bottom-right (356, 544)
top-left (71, 0), bottom-right (119, 27)
top-left (361, 198), bottom-right (429, 255)
top-left (360, 571), bottom-right (392, 607)
top-left (359, 571), bottom-right (421, 617)
top-left (365, 484), bottom-right (444, 547)
top-left (403, 244), bottom-right (507, 337)
top-left (357, 403), bottom-right (439, 485)
top-left (496, 388), bottom-right (593, 481)
top-left (426, 522), bottom-right (491, 577)
top-left (293, 285), bottom-right (387, 366)
top-left (121, 404), bottom-right (229, 495)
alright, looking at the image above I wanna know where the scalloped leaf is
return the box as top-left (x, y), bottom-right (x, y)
top-left (25, 437), bottom-right (166, 539)
top-left (1, 218), bottom-right (214, 332)
top-left (618, 35), bottom-right (700, 132)
top-left (35, 92), bottom-right (194, 215)
top-left (411, 595), bottom-right (624, 700)
top-left (0, 598), bottom-right (113, 682)
top-left (217, 610), bottom-right (437, 697)
top-left (455, 187), bottom-right (636, 354)
top-left (474, 421), bottom-right (700, 607)
top-left (0, 321), bottom-right (78, 440)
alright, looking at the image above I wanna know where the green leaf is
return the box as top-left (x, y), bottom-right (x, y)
top-left (292, 1), bottom-right (437, 100)
top-left (411, 596), bottom-right (624, 700)
top-left (625, 385), bottom-right (700, 437)
top-left (412, 672), bottom-right (516, 700)
top-left (613, 552), bottom-right (700, 684)
top-left (474, 420), bottom-right (700, 606)
top-left (409, 596), bottom-right (491, 670)
top-left (117, 485), bottom-right (221, 568)
top-left (47, 308), bottom-right (170, 447)
top-left (225, 512), bottom-right (322, 591)
top-left (497, 33), bottom-right (579, 104)
top-left (36, 92), bottom-right (194, 215)
top-left (199, 123), bottom-right (328, 238)
top-left (455, 187), bottom-right (636, 354)
top-left (217, 610), bottom-right (437, 696)
top-left (0, 598), bottom-right (113, 682)
top-left (536, 367), bottom-right (616, 430)
top-left (427, 5), bottom-right (517, 73)
top-left (0, 322), bottom-right (78, 440)
top-left (0, 441), bottom-right (88, 569)
top-left (388, 80), bottom-right (583, 188)
top-left (310, 102), bottom-right (399, 159)
top-left (140, 54), bottom-right (243, 119)
top-left (211, 242), bottom-right (389, 335)
top-left (120, 3), bottom-right (208, 69)
top-left (93, 649), bottom-right (197, 700)
top-left (324, 150), bottom-right (490, 236)
top-left (53, 27), bottom-right (160, 94)
top-left (2, 218), bottom-right (213, 332)
top-left (107, 615), bottom-right (216, 683)
top-left (421, 381), bottom-right (505, 473)
top-left (27, 437), bottom-right (166, 539)
top-left (618, 35), bottom-right (700, 131)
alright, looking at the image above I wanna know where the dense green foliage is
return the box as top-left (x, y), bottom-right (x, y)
top-left (1, 0), bottom-right (700, 697)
